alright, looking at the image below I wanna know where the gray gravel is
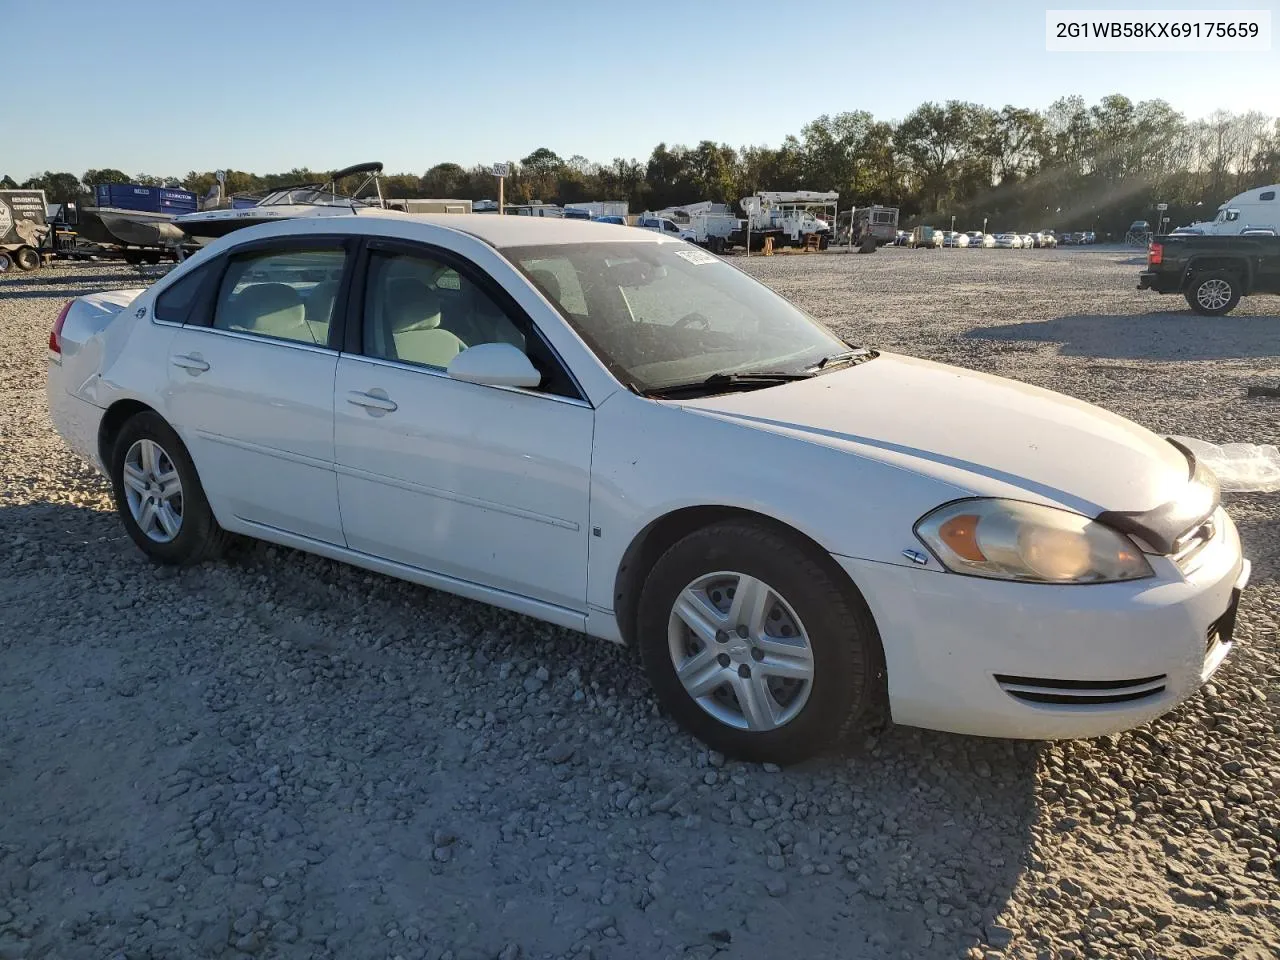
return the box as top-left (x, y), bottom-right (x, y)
top-left (2, 251), bottom-right (1278, 960)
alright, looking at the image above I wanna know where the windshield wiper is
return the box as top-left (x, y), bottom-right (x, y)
top-left (644, 370), bottom-right (813, 399)
top-left (808, 348), bottom-right (876, 371)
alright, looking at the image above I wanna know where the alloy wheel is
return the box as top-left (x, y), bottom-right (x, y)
top-left (122, 438), bottom-right (184, 543)
top-left (1196, 278), bottom-right (1232, 311)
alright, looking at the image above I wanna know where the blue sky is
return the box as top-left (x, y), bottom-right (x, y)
top-left (5, 0), bottom-right (1277, 180)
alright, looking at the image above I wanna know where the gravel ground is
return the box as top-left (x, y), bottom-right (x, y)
top-left (1, 250), bottom-right (1277, 960)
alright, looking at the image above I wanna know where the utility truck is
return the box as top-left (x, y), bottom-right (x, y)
top-left (731, 191), bottom-right (838, 250)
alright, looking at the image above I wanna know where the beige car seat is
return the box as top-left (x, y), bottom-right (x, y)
top-left (387, 280), bottom-right (466, 367)
top-left (304, 280), bottom-right (340, 344)
top-left (224, 283), bottom-right (311, 342)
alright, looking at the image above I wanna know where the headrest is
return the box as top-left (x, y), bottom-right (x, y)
top-left (386, 278), bottom-right (441, 332)
top-left (230, 282), bottom-right (304, 329)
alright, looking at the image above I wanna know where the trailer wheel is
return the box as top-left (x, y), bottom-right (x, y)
top-left (0, 252), bottom-right (12, 273)
top-left (14, 246), bottom-right (40, 272)
top-left (123, 249), bottom-right (142, 265)
top-left (144, 251), bottom-right (161, 265)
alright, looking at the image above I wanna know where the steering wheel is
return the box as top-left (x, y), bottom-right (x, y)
top-left (674, 311), bottom-right (711, 331)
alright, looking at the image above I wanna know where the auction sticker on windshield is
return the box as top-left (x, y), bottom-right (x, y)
top-left (674, 248), bottom-right (718, 265)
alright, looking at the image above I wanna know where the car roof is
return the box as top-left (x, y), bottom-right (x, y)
top-left (382, 212), bottom-right (653, 247)
top-left (223, 210), bottom-right (663, 250)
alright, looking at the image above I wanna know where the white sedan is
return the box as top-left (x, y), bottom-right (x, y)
top-left (47, 215), bottom-right (1249, 764)
top-left (993, 233), bottom-right (1023, 249)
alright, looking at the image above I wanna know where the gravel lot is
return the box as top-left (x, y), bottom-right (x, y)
top-left (2, 249), bottom-right (1277, 960)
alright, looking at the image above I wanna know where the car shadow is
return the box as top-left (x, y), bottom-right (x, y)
top-left (0, 500), bottom-right (1034, 959)
top-left (967, 311), bottom-right (1280, 361)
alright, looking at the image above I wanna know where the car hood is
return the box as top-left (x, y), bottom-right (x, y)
top-left (675, 352), bottom-right (1192, 517)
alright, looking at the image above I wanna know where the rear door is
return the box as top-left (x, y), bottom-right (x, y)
top-left (165, 236), bottom-right (355, 545)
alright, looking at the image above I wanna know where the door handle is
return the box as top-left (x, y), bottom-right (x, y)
top-left (171, 354), bottom-right (210, 373)
top-left (346, 390), bottom-right (398, 413)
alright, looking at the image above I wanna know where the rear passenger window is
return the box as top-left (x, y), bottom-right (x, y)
top-left (212, 248), bottom-right (346, 347)
top-left (154, 262), bottom-right (214, 323)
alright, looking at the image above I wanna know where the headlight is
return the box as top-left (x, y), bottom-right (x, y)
top-left (914, 499), bottom-right (1153, 584)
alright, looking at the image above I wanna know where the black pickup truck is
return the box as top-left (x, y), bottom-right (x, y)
top-left (1138, 234), bottom-right (1280, 315)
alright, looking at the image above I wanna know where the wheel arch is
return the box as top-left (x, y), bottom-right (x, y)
top-left (97, 398), bottom-right (159, 468)
top-left (611, 504), bottom-right (879, 650)
top-left (1184, 257), bottom-right (1252, 292)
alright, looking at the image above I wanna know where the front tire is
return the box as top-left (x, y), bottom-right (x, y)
top-left (109, 411), bottom-right (231, 565)
top-left (637, 520), bottom-right (882, 765)
top-left (1185, 271), bottom-right (1241, 316)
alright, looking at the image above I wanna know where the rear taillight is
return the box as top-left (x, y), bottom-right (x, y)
top-left (1148, 242), bottom-right (1163, 265)
top-left (49, 300), bottom-right (72, 354)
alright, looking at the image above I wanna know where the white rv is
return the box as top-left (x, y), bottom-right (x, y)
top-left (1189, 183), bottom-right (1280, 235)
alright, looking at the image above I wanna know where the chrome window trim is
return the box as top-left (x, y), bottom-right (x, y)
top-left (339, 351), bottom-right (593, 409)
top-left (176, 323), bottom-right (337, 355)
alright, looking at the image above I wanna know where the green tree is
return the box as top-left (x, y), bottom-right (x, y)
top-left (82, 168), bottom-right (131, 186)
top-left (22, 171), bottom-right (84, 203)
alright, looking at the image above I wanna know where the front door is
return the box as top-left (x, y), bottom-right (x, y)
top-left (333, 243), bottom-right (594, 611)
top-left (166, 242), bottom-right (351, 545)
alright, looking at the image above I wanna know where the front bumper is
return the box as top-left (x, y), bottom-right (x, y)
top-left (835, 508), bottom-right (1249, 739)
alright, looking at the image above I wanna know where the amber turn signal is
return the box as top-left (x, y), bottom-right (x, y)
top-left (938, 514), bottom-right (986, 562)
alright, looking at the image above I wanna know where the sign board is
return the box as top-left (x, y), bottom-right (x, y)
top-left (491, 163), bottom-right (510, 178)
top-left (1156, 202), bottom-right (1168, 211)
top-left (0, 189), bottom-right (50, 246)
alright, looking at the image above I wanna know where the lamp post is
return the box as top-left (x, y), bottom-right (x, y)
top-left (950, 215), bottom-right (956, 232)
top-left (982, 216), bottom-right (988, 234)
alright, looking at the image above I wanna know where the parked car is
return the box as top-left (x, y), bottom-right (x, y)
top-left (592, 215), bottom-right (627, 225)
top-left (635, 216), bottom-right (685, 238)
top-left (1035, 231), bottom-right (1058, 248)
top-left (942, 230), bottom-right (969, 248)
top-left (910, 225), bottom-right (942, 248)
top-left (993, 233), bottom-right (1022, 249)
top-left (1059, 233), bottom-right (1076, 245)
top-left (893, 230), bottom-right (910, 246)
top-left (47, 214), bottom-right (1250, 763)
top-left (964, 231), bottom-right (993, 249)
top-left (1019, 234), bottom-right (1036, 249)
top-left (1139, 233), bottom-right (1280, 315)
top-left (1079, 231), bottom-right (1096, 244)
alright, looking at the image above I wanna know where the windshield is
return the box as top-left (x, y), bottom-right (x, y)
top-left (503, 241), bottom-right (853, 392)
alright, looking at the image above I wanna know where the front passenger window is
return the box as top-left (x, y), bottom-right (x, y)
top-left (362, 251), bottom-right (527, 369)
top-left (212, 248), bottom-right (346, 346)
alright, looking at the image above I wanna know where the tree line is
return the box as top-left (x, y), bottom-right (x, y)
top-left (7, 94), bottom-right (1279, 235)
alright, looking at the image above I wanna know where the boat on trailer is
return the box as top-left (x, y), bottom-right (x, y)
top-left (175, 162), bottom-right (397, 240)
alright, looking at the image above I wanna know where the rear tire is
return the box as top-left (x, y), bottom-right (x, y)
top-left (109, 411), bottom-right (232, 565)
top-left (14, 246), bottom-right (39, 271)
top-left (637, 520), bottom-right (883, 765)
top-left (1185, 271), bottom-right (1241, 316)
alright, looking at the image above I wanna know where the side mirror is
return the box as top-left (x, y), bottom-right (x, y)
top-left (446, 342), bottom-right (542, 389)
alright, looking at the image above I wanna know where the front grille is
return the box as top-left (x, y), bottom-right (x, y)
top-left (994, 674), bottom-right (1168, 706)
